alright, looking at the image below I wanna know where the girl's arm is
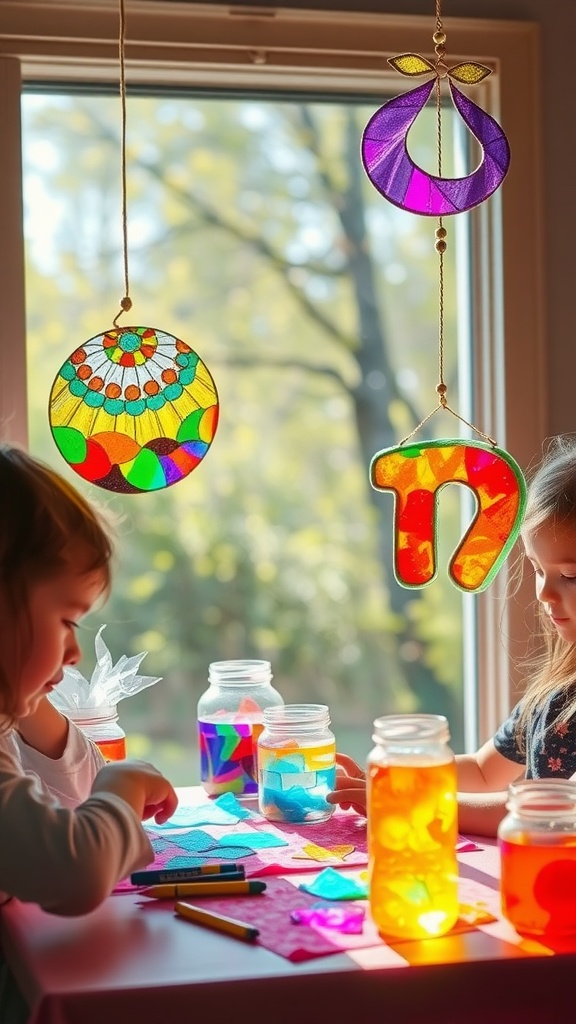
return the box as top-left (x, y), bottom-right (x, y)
top-left (456, 739), bottom-right (524, 837)
top-left (0, 751), bottom-right (176, 915)
top-left (14, 697), bottom-right (105, 807)
top-left (457, 790), bottom-right (511, 837)
top-left (16, 696), bottom-right (69, 759)
top-left (456, 738), bottom-right (525, 792)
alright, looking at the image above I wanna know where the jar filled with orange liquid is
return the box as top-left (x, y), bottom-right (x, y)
top-left (367, 713), bottom-right (459, 939)
top-left (498, 779), bottom-right (576, 939)
top-left (70, 706), bottom-right (127, 761)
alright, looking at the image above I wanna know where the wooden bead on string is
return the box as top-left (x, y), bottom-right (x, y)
top-left (435, 225), bottom-right (447, 254)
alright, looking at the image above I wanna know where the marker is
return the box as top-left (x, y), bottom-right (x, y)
top-left (141, 880), bottom-right (267, 899)
top-left (131, 865), bottom-right (245, 886)
top-left (175, 901), bottom-right (259, 943)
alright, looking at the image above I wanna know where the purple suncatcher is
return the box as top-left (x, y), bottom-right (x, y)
top-left (361, 78), bottom-right (510, 216)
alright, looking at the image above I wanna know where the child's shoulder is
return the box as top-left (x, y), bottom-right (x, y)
top-left (0, 729), bottom-right (19, 760)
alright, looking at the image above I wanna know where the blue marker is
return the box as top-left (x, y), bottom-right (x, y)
top-left (131, 863), bottom-right (245, 886)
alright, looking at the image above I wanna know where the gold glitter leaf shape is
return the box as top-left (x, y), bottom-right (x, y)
top-left (387, 53), bottom-right (435, 77)
top-left (449, 61), bottom-right (493, 85)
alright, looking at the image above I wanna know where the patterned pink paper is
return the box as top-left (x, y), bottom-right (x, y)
top-left (137, 876), bottom-right (390, 962)
top-left (136, 871), bottom-right (496, 962)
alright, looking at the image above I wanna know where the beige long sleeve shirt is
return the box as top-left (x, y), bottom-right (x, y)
top-left (0, 723), bottom-right (153, 915)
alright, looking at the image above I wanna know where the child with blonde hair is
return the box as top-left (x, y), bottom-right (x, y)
top-left (0, 445), bottom-right (178, 1017)
top-left (329, 436), bottom-right (576, 836)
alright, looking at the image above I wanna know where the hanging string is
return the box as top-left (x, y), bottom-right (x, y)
top-left (112, 0), bottom-right (132, 327)
top-left (400, 2), bottom-right (495, 448)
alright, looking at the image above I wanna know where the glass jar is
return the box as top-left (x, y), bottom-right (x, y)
top-left (69, 705), bottom-right (126, 762)
top-left (367, 713), bottom-right (458, 940)
top-left (197, 660), bottom-right (283, 797)
top-left (498, 778), bottom-right (576, 939)
top-left (257, 703), bottom-right (336, 823)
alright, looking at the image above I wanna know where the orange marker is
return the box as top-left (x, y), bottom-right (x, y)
top-left (141, 880), bottom-right (266, 899)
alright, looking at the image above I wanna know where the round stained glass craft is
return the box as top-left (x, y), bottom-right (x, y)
top-left (49, 325), bottom-right (219, 493)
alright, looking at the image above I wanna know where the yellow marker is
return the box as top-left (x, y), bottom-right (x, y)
top-left (175, 901), bottom-right (260, 942)
top-left (141, 880), bottom-right (266, 899)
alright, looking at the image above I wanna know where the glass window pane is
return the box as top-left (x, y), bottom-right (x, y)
top-left (22, 89), bottom-right (472, 783)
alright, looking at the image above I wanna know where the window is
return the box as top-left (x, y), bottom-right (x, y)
top-left (0, 3), bottom-right (545, 781)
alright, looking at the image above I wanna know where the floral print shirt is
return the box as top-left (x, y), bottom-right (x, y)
top-left (494, 691), bottom-right (576, 778)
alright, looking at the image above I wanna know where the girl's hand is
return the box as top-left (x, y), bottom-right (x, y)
top-left (90, 760), bottom-right (179, 824)
top-left (326, 752), bottom-right (367, 815)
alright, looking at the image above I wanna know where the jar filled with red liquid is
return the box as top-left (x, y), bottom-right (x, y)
top-left (70, 706), bottom-right (127, 762)
top-left (367, 713), bottom-right (459, 940)
top-left (498, 779), bottom-right (576, 939)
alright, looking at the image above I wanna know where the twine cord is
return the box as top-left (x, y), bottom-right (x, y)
top-left (400, 2), bottom-right (496, 449)
top-left (113, 0), bottom-right (132, 327)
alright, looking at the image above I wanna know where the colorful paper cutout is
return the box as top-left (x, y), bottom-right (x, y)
top-left (370, 438), bottom-right (527, 592)
top-left (294, 843), bottom-right (356, 862)
top-left (298, 867), bottom-right (369, 901)
top-left (361, 77), bottom-right (510, 216)
top-left (148, 796), bottom-right (244, 830)
top-left (49, 325), bottom-right (218, 493)
top-left (291, 903), bottom-right (366, 934)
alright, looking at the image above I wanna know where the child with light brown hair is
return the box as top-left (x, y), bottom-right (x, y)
top-left (0, 444), bottom-right (178, 1017)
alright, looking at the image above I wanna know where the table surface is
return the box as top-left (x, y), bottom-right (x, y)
top-left (3, 792), bottom-right (576, 1024)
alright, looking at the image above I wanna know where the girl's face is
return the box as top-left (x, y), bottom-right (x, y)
top-left (524, 519), bottom-right (576, 643)
top-left (15, 563), bottom-right (105, 719)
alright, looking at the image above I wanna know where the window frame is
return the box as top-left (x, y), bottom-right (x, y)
top-left (0, 0), bottom-right (546, 744)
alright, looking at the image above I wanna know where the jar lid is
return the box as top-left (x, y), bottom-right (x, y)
top-left (66, 705), bottom-right (119, 723)
top-left (209, 660), bottom-right (272, 685)
top-left (263, 703), bottom-right (331, 730)
top-left (372, 713), bottom-right (450, 745)
top-left (507, 778), bottom-right (576, 817)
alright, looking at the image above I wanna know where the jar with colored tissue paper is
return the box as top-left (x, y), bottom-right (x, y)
top-left (257, 703), bottom-right (336, 824)
top-left (49, 625), bottom-right (160, 762)
top-left (498, 778), bottom-right (576, 940)
top-left (198, 660), bottom-right (283, 797)
top-left (367, 713), bottom-right (458, 940)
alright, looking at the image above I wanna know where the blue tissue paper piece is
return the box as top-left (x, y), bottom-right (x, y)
top-left (213, 793), bottom-right (256, 819)
top-left (298, 867), bottom-right (368, 901)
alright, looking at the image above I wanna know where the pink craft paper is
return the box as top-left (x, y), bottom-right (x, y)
top-left (137, 871), bottom-right (497, 962)
top-left (143, 876), bottom-right (386, 962)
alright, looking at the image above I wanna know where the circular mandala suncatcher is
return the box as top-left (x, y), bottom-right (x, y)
top-left (49, 325), bottom-right (219, 493)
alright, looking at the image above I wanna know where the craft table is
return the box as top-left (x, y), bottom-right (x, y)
top-left (2, 791), bottom-right (576, 1024)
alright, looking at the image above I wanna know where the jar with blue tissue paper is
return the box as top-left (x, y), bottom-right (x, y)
top-left (257, 704), bottom-right (336, 824)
